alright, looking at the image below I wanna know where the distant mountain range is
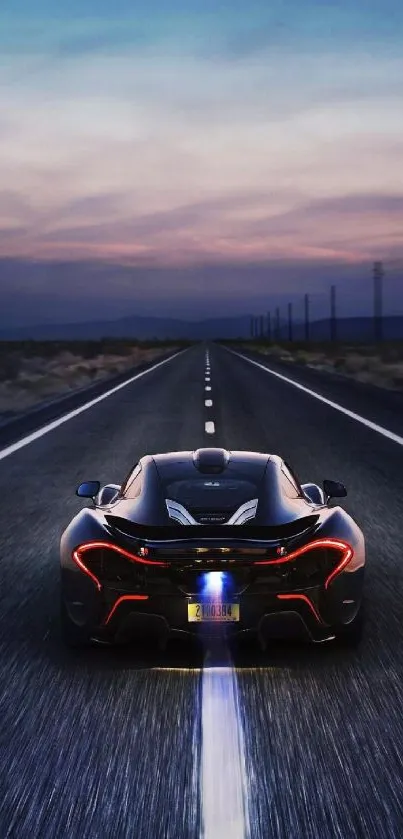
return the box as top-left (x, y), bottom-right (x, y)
top-left (1, 314), bottom-right (403, 341)
top-left (0, 315), bottom-right (251, 341)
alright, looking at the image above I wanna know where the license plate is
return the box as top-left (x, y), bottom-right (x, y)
top-left (188, 602), bottom-right (240, 622)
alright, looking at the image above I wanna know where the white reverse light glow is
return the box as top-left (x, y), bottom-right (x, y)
top-left (203, 571), bottom-right (224, 596)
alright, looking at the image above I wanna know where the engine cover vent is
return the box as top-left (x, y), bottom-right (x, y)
top-left (192, 448), bottom-right (230, 474)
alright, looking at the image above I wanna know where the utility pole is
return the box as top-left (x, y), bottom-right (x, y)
top-left (260, 314), bottom-right (264, 338)
top-left (266, 311), bottom-right (271, 342)
top-left (304, 293), bottom-right (310, 342)
top-left (373, 261), bottom-right (384, 341)
top-left (330, 285), bottom-right (337, 342)
top-left (275, 307), bottom-right (280, 341)
top-left (288, 302), bottom-right (293, 342)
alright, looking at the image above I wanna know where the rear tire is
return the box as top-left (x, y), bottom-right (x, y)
top-left (60, 597), bottom-right (92, 649)
top-left (334, 602), bottom-right (364, 646)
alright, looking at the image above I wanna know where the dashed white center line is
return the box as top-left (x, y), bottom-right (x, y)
top-left (205, 386), bottom-right (212, 391)
top-left (205, 421), bottom-right (215, 434)
top-left (205, 399), bottom-right (213, 407)
top-left (205, 377), bottom-right (210, 382)
top-left (200, 655), bottom-right (249, 839)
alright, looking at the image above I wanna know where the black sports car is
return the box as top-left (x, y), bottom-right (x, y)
top-left (60, 447), bottom-right (365, 649)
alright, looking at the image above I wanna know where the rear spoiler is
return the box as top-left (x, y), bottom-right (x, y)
top-left (104, 515), bottom-right (320, 543)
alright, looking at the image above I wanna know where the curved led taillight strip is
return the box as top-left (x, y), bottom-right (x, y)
top-left (72, 541), bottom-right (168, 591)
top-left (253, 538), bottom-right (353, 590)
top-left (72, 547), bottom-right (103, 591)
top-left (104, 594), bottom-right (149, 625)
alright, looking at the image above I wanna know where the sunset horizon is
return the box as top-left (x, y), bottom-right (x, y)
top-left (1, 0), bottom-right (402, 321)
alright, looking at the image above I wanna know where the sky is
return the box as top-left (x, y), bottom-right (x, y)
top-left (1, 0), bottom-right (403, 324)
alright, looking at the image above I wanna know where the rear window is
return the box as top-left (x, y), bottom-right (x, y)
top-left (280, 462), bottom-right (303, 498)
top-left (165, 478), bottom-right (257, 510)
top-left (122, 464), bottom-right (142, 498)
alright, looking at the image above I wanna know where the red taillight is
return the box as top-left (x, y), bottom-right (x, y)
top-left (72, 547), bottom-right (103, 591)
top-left (277, 593), bottom-right (323, 623)
top-left (104, 594), bottom-right (149, 625)
top-left (323, 543), bottom-right (354, 590)
top-left (253, 537), bottom-right (353, 589)
top-left (72, 540), bottom-right (169, 591)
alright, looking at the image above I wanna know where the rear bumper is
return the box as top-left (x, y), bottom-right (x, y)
top-left (61, 564), bottom-right (364, 646)
top-left (84, 590), bottom-right (350, 646)
top-left (97, 605), bottom-right (337, 646)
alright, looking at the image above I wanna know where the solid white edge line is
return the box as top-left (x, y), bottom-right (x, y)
top-left (229, 348), bottom-right (403, 447)
top-left (0, 349), bottom-right (186, 462)
top-left (205, 421), bottom-right (215, 434)
top-left (205, 399), bottom-right (213, 407)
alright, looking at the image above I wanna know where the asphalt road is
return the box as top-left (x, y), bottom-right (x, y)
top-left (1, 342), bottom-right (403, 839)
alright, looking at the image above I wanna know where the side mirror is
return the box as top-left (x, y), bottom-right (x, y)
top-left (323, 479), bottom-right (347, 500)
top-left (76, 480), bottom-right (101, 499)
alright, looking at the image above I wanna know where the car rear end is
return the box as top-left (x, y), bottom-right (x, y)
top-left (63, 519), bottom-right (364, 648)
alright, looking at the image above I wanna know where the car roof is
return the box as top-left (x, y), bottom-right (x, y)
top-left (151, 449), bottom-right (272, 480)
top-left (116, 448), bottom-right (308, 527)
